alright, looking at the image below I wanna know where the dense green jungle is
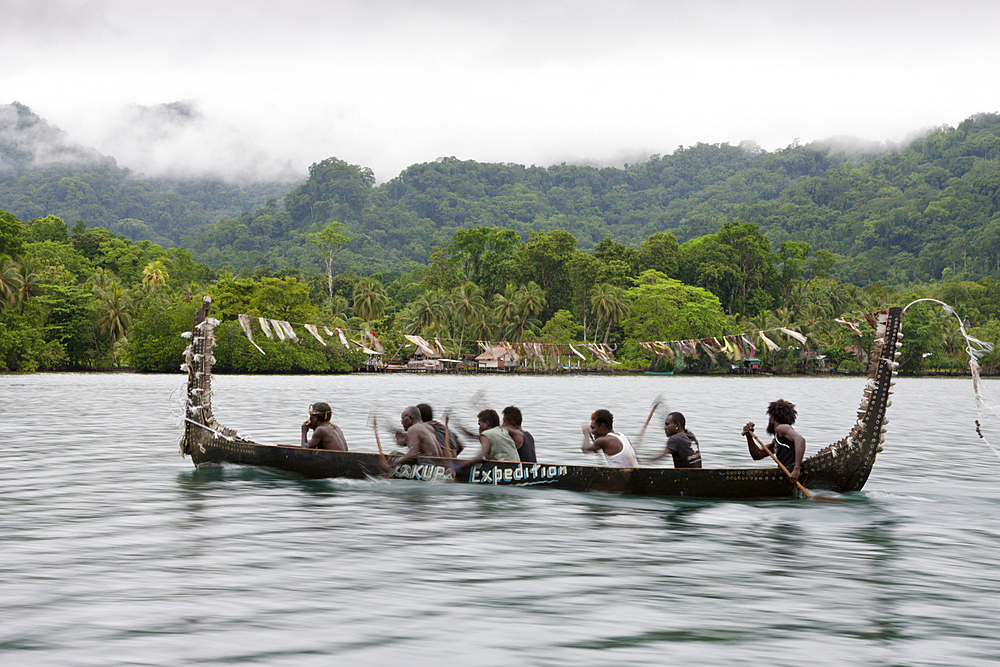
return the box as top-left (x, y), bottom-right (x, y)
top-left (1, 102), bottom-right (999, 375)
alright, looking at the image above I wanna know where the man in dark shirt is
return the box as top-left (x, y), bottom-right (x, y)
top-left (502, 406), bottom-right (536, 463)
top-left (417, 403), bottom-right (463, 455)
top-left (649, 411), bottom-right (701, 468)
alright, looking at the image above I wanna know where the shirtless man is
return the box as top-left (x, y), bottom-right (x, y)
top-left (502, 406), bottom-right (536, 463)
top-left (300, 402), bottom-right (348, 451)
top-left (389, 405), bottom-right (443, 467)
top-left (581, 409), bottom-right (638, 468)
top-left (742, 399), bottom-right (806, 482)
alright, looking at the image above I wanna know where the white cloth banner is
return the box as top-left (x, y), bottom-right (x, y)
top-left (259, 317), bottom-right (274, 339)
top-left (336, 327), bottom-right (350, 349)
top-left (238, 314), bottom-right (265, 354)
top-left (270, 319), bottom-right (287, 341)
top-left (278, 320), bottom-right (298, 341)
top-left (304, 324), bottom-right (326, 346)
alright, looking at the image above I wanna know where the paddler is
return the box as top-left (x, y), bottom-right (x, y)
top-left (648, 411), bottom-right (702, 468)
top-left (452, 409), bottom-right (520, 470)
top-left (581, 409), bottom-right (639, 468)
top-left (387, 406), bottom-right (442, 467)
top-left (742, 399), bottom-right (806, 482)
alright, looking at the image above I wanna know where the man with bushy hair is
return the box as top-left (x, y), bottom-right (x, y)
top-left (742, 399), bottom-right (806, 482)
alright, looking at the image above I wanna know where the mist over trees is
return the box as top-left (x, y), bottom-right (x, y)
top-left (183, 112), bottom-right (1000, 288)
top-left (0, 103), bottom-right (298, 249)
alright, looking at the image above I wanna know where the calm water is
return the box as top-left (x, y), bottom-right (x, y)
top-left (2, 372), bottom-right (999, 666)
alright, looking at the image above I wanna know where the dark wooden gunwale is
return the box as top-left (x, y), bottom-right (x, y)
top-left (180, 302), bottom-right (903, 499)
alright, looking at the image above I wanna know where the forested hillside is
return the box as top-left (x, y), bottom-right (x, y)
top-left (6, 102), bottom-right (1000, 287)
top-left (184, 114), bottom-right (1000, 286)
top-left (0, 103), bottom-right (296, 248)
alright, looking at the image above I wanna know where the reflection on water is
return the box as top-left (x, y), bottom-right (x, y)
top-left (1, 373), bottom-right (999, 666)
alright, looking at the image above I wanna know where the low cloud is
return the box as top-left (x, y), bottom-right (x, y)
top-left (94, 101), bottom-right (301, 183)
top-left (0, 102), bottom-right (106, 171)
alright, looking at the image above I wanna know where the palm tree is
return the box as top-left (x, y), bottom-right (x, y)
top-left (330, 294), bottom-right (351, 323)
top-left (408, 291), bottom-right (440, 334)
top-left (0, 254), bottom-right (17, 309)
top-left (492, 284), bottom-right (520, 339)
top-left (88, 268), bottom-right (115, 298)
top-left (590, 283), bottom-right (615, 345)
top-left (600, 285), bottom-right (630, 346)
top-left (11, 255), bottom-right (42, 313)
top-left (142, 260), bottom-right (169, 289)
top-left (97, 282), bottom-right (133, 368)
top-left (452, 282), bottom-right (486, 358)
top-left (352, 276), bottom-right (388, 332)
top-left (509, 282), bottom-right (547, 342)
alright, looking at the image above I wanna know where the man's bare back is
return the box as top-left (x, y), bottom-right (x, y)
top-left (301, 402), bottom-right (348, 451)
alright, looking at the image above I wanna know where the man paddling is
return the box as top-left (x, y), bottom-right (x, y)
top-left (648, 411), bottom-right (702, 468)
top-left (742, 399), bottom-right (806, 482)
top-left (582, 409), bottom-right (638, 468)
top-left (417, 403), bottom-right (464, 455)
top-left (301, 402), bottom-right (348, 451)
top-left (388, 405), bottom-right (442, 467)
top-left (452, 409), bottom-right (520, 470)
top-left (502, 406), bottom-right (537, 463)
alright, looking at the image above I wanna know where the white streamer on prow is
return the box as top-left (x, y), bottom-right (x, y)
top-left (904, 298), bottom-right (999, 462)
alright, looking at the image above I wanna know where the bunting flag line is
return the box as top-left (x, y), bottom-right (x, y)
top-left (259, 317), bottom-right (274, 340)
top-left (352, 339), bottom-right (379, 355)
top-left (304, 324), bottom-right (326, 346)
top-left (278, 321), bottom-right (298, 341)
top-left (238, 314), bottom-right (266, 354)
top-left (584, 343), bottom-right (619, 365)
top-left (234, 312), bottom-right (844, 364)
top-left (366, 331), bottom-right (385, 354)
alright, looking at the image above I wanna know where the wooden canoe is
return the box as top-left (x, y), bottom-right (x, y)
top-left (180, 300), bottom-right (902, 499)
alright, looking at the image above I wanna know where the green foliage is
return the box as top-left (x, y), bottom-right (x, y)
top-left (540, 309), bottom-right (581, 344)
top-left (0, 309), bottom-right (44, 371)
top-left (128, 301), bottom-right (199, 372)
top-left (254, 276), bottom-right (315, 321)
top-left (23, 215), bottom-right (69, 244)
top-left (35, 283), bottom-right (100, 369)
top-left (0, 209), bottom-right (25, 258)
top-left (624, 270), bottom-right (731, 344)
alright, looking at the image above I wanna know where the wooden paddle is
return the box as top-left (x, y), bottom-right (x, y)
top-left (749, 430), bottom-right (812, 499)
top-left (370, 413), bottom-right (390, 471)
top-left (633, 395), bottom-right (664, 453)
top-left (443, 413), bottom-right (453, 458)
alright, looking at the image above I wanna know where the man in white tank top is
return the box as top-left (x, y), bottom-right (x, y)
top-left (581, 409), bottom-right (639, 468)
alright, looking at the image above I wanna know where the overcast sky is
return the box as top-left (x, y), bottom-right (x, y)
top-left (3, 0), bottom-right (999, 183)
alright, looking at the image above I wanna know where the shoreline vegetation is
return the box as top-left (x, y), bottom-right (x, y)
top-left (2, 107), bottom-right (1000, 376)
top-left (3, 206), bottom-right (998, 378)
